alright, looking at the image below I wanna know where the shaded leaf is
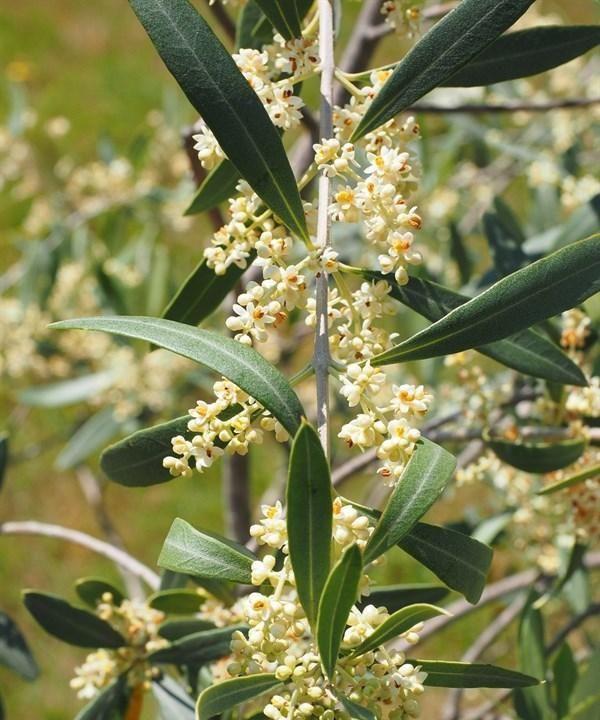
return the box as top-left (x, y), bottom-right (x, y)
top-left (130, 0), bottom-right (308, 240)
top-left (162, 253), bottom-right (254, 328)
top-left (553, 643), bottom-right (578, 719)
top-left (362, 270), bottom-right (587, 386)
top-left (56, 407), bottom-right (122, 471)
top-left (23, 591), bottom-right (126, 649)
top-left (253, 1), bottom-right (313, 39)
top-left (568, 648), bottom-right (600, 720)
top-left (514, 596), bottom-right (551, 719)
top-left (19, 370), bottom-right (118, 408)
top-left (371, 234), bottom-right (600, 365)
top-left (147, 589), bottom-right (205, 614)
top-left (483, 209), bottom-right (528, 277)
top-left (52, 317), bottom-right (305, 435)
top-left (364, 439), bottom-right (456, 563)
top-left (443, 26), bottom-right (600, 87)
top-left (184, 160), bottom-right (239, 216)
top-left (352, 0), bottom-right (535, 139)
top-left (0, 611), bottom-right (39, 680)
top-left (75, 676), bottom-right (130, 720)
top-left (316, 544), bottom-right (362, 678)
top-left (340, 696), bottom-right (377, 720)
top-left (359, 584), bottom-right (449, 613)
top-left (398, 522), bottom-right (492, 604)
top-left (75, 579), bottom-right (125, 608)
top-left (538, 462), bottom-right (600, 496)
top-left (485, 433), bottom-right (587, 474)
top-left (158, 518), bottom-right (255, 584)
top-left (149, 625), bottom-right (245, 664)
top-left (236, 1), bottom-right (274, 50)
top-left (414, 660), bottom-right (539, 688)
top-left (100, 415), bottom-right (189, 487)
top-left (350, 604), bottom-right (448, 657)
top-left (158, 619), bottom-right (216, 642)
top-left (196, 674), bottom-right (281, 720)
top-left (287, 421), bottom-right (332, 627)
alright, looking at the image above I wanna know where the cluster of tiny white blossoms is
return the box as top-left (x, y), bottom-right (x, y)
top-left (163, 378), bottom-right (289, 477)
top-left (193, 33), bottom-right (319, 170)
top-left (380, 1), bottom-right (424, 36)
top-left (70, 594), bottom-right (168, 700)
top-left (224, 499), bottom-right (427, 720)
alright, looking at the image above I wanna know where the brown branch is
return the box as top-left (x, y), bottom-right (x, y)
top-left (0, 520), bottom-right (160, 589)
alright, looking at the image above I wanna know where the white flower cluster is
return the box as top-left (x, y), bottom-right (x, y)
top-left (226, 500), bottom-right (427, 720)
top-left (192, 34), bottom-right (319, 167)
top-left (70, 594), bottom-right (168, 700)
top-left (163, 378), bottom-right (289, 477)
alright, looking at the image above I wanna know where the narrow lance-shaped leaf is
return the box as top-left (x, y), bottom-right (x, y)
top-left (158, 619), bottom-right (217, 641)
top-left (412, 660), bottom-right (539, 688)
top-left (101, 415), bottom-right (189, 487)
top-left (75, 578), bottom-right (125, 608)
top-left (360, 269), bottom-right (587, 387)
top-left (538, 462), bottom-right (600, 496)
top-left (162, 252), bottom-right (256, 328)
top-left (352, 0), bottom-right (535, 139)
top-left (23, 591), bottom-right (126, 649)
top-left (485, 433), bottom-right (587, 474)
top-left (350, 604), bottom-right (449, 657)
top-left (553, 643), bottom-right (578, 719)
top-left (147, 589), bottom-right (205, 614)
top-left (149, 625), bottom-right (246, 665)
top-left (359, 584), bottom-right (449, 613)
top-left (236, 1), bottom-right (274, 50)
top-left (365, 439), bottom-right (456, 564)
top-left (184, 160), bottom-right (240, 216)
top-left (340, 696), bottom-right (377, 720)
top-left (287, 421), bottom-right (332, 627)
top-left (52, 317), bottom-right (305, 435)
top-left (55, 407), bottom-right (122, 471)
top-left (19, 369), bottom-right (119, 407)
top-left (129, 0), bottom-right (308, 241)
top-left (253, 0), bottom-right (313, 39)
top-left (153, 676), bottom-right (195, 720)
top-left (371, 234), bottom-right (600, 365)
top-left (443, 26), bottom-right (600, 87)
top-left (0, 611), bottom-right (39, 681)
top-left (398, 522), bottom-right (492, 605)
top-left (196, 674), bottom-right (281, 720)
top-left (316, 544), bottom-right (363, 679)
top-left (158, 518), bottom-right (256, 584)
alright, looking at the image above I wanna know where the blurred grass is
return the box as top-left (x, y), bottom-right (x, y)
top-left (1, 0), bottom-right (598, 718)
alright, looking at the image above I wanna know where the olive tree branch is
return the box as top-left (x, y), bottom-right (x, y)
top-left (0, 520), bottom-right (160, 590)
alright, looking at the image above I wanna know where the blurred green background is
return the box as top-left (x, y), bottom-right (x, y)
top-left (0, 1), bottom-right (598, 718)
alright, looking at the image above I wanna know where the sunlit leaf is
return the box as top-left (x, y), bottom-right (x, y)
top-left (316, 544), bottom-right (362, 679)
top-left (287, 421), bottom-right (332, 627)
top-left (158, 518), bottom-right (255, 584)
top-left (371, 235), bottom-right (600, 365)
top-left (538, 462), bottom-right (600, 496)
top-left (364, 439), bottom-right (456, 563)
top-left (443, 26), bottom-right (600, 86)
top-left (196, 674), bottom-right (281, 720)
top-left (414, 660), bottom-right (539, 688)
top-left (352, 0), bottom-right (535, 139)
top-left (361, 270), bottom-right (587, 386)
top-left (129, 0), bottom-right (308, 240)
top-left (350, 604), bottom-right (448, 657)
top-left (52, 317), bottom-right (305, 435)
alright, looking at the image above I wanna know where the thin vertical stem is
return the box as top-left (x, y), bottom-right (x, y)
top-left (313, 0), bottom-right (335, 457)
